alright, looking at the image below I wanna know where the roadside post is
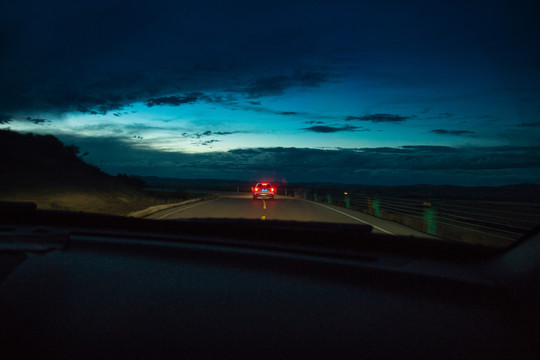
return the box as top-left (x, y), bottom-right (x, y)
top-left (373, 198), bottom-right (380, 217)
top-left (344, 192), bottom-right (350, 209)
top-left (423, 202), bottom-right (437, 235)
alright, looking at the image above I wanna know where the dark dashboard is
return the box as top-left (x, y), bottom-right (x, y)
top-left (1, 204), bottom-right (539, 359)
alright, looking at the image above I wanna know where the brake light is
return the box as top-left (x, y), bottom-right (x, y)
top-left (262, 183), bottom-right (267, 186)
top-left (270, 188), bottom-right (275, 192)
top-left (254, 187), bottom-right (259, 192)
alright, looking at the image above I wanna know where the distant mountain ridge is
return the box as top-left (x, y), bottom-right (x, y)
top-left (140, 176), bottom-right (540, 201)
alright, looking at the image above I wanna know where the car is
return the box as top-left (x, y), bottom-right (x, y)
top-left (253, 182), bottom-right (275, 200)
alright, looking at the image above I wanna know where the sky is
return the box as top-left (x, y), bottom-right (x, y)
top-left (1, 0), bottom-right (540, 185)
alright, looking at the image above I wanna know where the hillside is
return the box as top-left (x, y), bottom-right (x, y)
top-left (0, 130), bottom-right (187, 215)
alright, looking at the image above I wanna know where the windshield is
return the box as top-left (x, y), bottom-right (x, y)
top-left (1, 0), bottom-right (539, 247)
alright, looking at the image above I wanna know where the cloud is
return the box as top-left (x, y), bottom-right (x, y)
top-left (228, 148), bottom-right (261, 155)
top-left (345, 114), bottom-right (410, 123)
top-left (61, 133), bottom-right (540, 185)
top-left (303, 125), bottom-right (363, 133)
top-left (518, 122), bottom-right (540, 127)
top-left (182, 130), bottom-right (240, 139)
top-left (214, 131), bottom-right (235, 135)
top-left (26, 117), bottom-right (48, 124)
top-left (280, 111), bottom-right (297, 115)
top-left (242, 70), bottom-right (331, 97)
top-left (430, 129), bottom-right (475, 136)
top-left (145, 93), bottom-right (203, 107)
top-left (199, 139), bottom-right (220, 146)
top-left (248, 101), bottom-right (261, 105)
top-left (422, 112), bottom-right (453, 120)
top-left (0, 114), bottom-right (11, 124)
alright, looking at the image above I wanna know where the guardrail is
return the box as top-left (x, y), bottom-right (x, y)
top-left (279, 188), bottom-right (540, 247)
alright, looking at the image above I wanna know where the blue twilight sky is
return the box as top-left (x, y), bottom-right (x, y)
top-left (1, 0), bottom-right (539, 185)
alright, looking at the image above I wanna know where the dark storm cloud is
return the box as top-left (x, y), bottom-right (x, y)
top-left (244, 75), bottom-right (291, 97)
top-left (61, 132), bottom-right (540, 185)
top-left (303, 125), bottom-right (363, 133)
top-left (26, 117), bottom-right (48, 125)
top-left (242, 71), bottom-right (331, 97)
top-left (2, 0), bottom-right (539, 121)
top-left (422, 112), bottom-right (454, 120)
top-left (345, 114), bottom-right (410, 123)
top-left (217, 145), bottom-right (540, 173)
top-left (208, 146), bottom-right (540, 184)
top-left (144, 92), bottom-right (241, 108)
top-left (0, 1), bottom-right (345, 115)
top-left (518, 122), bottom-right (540, 127)
top-left (145, 93), bottom-right (203, 107)
top-left (0, 114), bottom-right (11, 124)
top-left (399, 145), bottom-right (457, 152)
top-left (228, 148), bottom-right (261, 155)
top-left (430, 129), bottom-right (475, 136)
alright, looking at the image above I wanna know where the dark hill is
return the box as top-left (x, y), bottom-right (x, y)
top-left (0, 130), bottom-right (125, 192)
top-left (0, 130), bottom-right (183, 214)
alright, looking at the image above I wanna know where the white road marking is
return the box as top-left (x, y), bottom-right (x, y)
top-left (156, 198), bottom-right (221, 219)
top-left (308, 201), bottom-right (394, 235)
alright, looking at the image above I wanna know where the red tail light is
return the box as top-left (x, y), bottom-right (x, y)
top-left (254, 187), bottom-right (259, 192)
top-left (270, 188), bottom-right (275, 192)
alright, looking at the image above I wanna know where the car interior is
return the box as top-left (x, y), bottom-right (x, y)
top-left (1, 202), bottom-right (539, 359)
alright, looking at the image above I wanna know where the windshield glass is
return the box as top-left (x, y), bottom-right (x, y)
top-left (1, 0), bottom-right (539, 247)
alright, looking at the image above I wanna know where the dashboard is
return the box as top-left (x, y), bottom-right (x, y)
top-left (1, 205), bottom-right (539, 359)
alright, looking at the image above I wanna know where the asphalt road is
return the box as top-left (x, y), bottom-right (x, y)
top-left (147, 194), bottom-right (435, 238)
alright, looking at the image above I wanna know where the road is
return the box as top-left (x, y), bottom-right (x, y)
top-left (147, 194), bottom-right (435, 238)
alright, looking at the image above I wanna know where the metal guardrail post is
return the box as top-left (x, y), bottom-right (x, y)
top-left (314, 193), bottom-right (318, 201)
top-left (327, 194), bottom-right (331, 204)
